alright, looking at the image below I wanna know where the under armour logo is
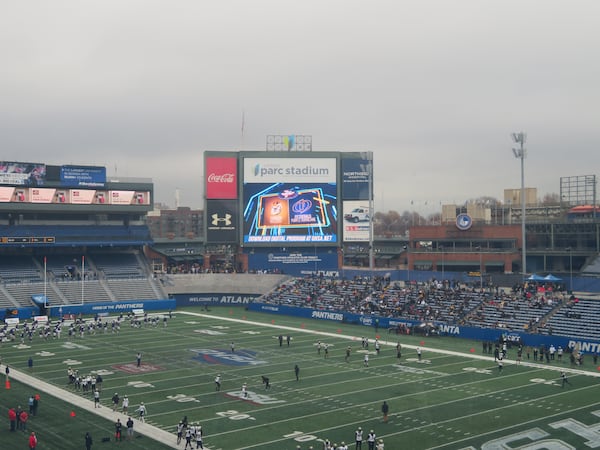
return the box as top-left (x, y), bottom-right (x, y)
top-left (212, 213), bottom-right (232, 226)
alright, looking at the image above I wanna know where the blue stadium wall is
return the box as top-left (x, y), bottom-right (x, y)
top-left (246, 302), bottom-right (600, 355)
top-left (1, 299), bottom-right (175, 320)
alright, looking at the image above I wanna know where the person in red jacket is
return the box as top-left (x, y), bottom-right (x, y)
top-left (20, 410), bottom-right (29, 432)
top-left (29, 431), bottom-right (38, 449)
top-left (8, 407), bottom-right (16, 431)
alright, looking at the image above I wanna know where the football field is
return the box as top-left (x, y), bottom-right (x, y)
top-left (2, 306), bottom-right (600, 449)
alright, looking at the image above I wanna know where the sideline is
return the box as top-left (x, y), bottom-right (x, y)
top-left (2, 358), bottom-right (192, 449)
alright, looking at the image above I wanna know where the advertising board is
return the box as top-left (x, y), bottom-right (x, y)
top-left (205, 157), bottom-right (238, 199)
top-left (341, 158), bottom-right (370, 200)
top-left (242, 157), bottom-right (338, 244)
top-left (0, 161), bottom-right (46, 186)
top-left (206, 199), bottom-right (238, 243)
top-left (60, 165), bottom-right (106, 188)
top-left (0, 188), bottom-right (150, 205)
top-left (342, 200), bottom-right (370, 242)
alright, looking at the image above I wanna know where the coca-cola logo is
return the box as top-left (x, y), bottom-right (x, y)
top-left (207, 173), bottom-right (235, 183)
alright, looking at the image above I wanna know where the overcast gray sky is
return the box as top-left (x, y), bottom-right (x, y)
top-left (1, 1), bottom-right (599, 214)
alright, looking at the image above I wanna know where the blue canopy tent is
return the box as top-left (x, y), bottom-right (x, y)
top-left (527, 274), bottom-right (546, 282)
top-left (544, 274), bottom-right (562, 282)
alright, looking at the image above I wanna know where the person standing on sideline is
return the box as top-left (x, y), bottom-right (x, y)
top-left (367, 430), bottom-right (377, 450)
top-left (85, 431), bottom-right (93, 450)
top-left (396, 342), bottom-right (402, 359)
top-left (33, 393), bottom-right (40, 416)
top-left (355, 427), bottom-right (364, 449)
top-left (364, 353), bottom-right (369, 367)
top-left (230, 342), bottom-right (235, 353)
top-left (20, 409), bottom-right (29, 432)
top-left (278, 335), bottom-right (283, 346)
top-left (561, 371), bottom-right (571, 387)
top-left (126, 417), bottom-right (134, 441)
top-left (177, 421), bottom-right (184, 445)
top-left (345, 346), bottom-right (351, 362)
top-left (184, 426), bottom-right (193, 450)
top-left (324, 343), bottom-right (329, 358)
top-left (381, 401), bottom-right (389, 423)
top-left (214, 374), bottom-right (221, 391)
top-left (122, 394), bottom-right (129, 414)
top-left (416, 347), bottom-right (422, 361)
top-left (28, 356), bottom-right (33, 372)
top-left (94, 389), bottom-right (100, 408)
top-left (136, 402), bottom-right (147, 422)
top-left (317, 341), bottom-right (322, 355)
top-left (29, 431), bottom-right (38, 450)
top-left (286, 335), bottom-right (291, 346)
top-left (195, 424), bottom-right (204, 449)
top-left (136, 352), bottom-right (142, 367)
top-left (111, 392), bottom-right (120, 412)
top-left (114, 418), bottom-right (123, 442)
top-left (8, 407), bottom-right (17, 431)
top-left (498, 355), bottom-right (504, 373)
top-left (294, 364), bottom-right (300, 381)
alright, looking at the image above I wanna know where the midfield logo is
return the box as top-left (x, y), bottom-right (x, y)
top-left (191, 349), bottom-right (266, 366)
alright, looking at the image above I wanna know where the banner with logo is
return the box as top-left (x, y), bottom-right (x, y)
top-left (0, 161), bottom-right (46, 186)
top-left (206, 200), bottom-right (238, 243)
top-left (342, 158), bottom-right (370, 200)
top-left (342, 200), bottom-right (370, 242)
top-left (205, 157), bottom-right (238, 199)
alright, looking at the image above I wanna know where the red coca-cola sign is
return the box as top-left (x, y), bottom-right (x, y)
top-left (205, 157), bottom-right (237, 199)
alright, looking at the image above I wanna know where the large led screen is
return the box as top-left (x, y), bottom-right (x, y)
top-left (242, 157), bottom-right (338, 244)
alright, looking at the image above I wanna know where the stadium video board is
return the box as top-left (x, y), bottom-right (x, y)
top-left (0, 161), bottom-right (46, 186)
top-left (242, 157), bottom-right (338, 244)
top-left (60, 165), bottom-right (106, 188)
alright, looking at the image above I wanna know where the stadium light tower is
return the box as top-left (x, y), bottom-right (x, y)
top-left (512, 132), bottom-right (527, 280)
top-left (367, 151), bottom-right (374, 277)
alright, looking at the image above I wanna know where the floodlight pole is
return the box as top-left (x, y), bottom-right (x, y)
top-left (512, 132), bottom-right (527, 281)
top-left (368, 151), bottom-right (374, 279)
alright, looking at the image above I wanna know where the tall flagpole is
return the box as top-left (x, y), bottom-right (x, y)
top-left (241, 109), bottom-right (245, 149)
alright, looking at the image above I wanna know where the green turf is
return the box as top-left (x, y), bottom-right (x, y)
top-left (0, 377), bottom-right (159, 449)
top-left (1, 307), bottom-right (599, 449)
